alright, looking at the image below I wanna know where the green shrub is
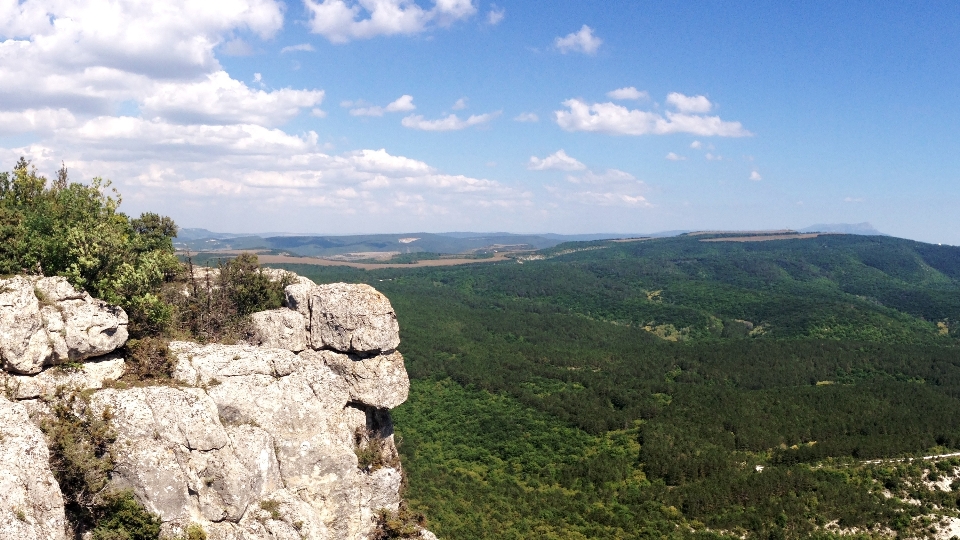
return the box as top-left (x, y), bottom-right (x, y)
top-left (354, 428), bottom-right (400, 472)
top-left (182, 523), bottom-right (207, 540)
top-left (371, 503), bottom-right (426, 539)
top-left (40, 387), bottom-right (116, 526)
top-left (123, 337), bottom-right (175, 382)
top-left (90, 491), bottom-right (162, 540)
top-left (0, 158), bottom-right (179, 338)
top-left (166, 253), bottom-right (289, 343)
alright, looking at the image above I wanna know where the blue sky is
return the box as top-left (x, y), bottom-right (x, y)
top-left (2, 1), bottom-right (959, 243)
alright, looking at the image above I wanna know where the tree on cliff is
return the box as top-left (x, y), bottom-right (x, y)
top-left (0, 158), bottom-right (180, 335)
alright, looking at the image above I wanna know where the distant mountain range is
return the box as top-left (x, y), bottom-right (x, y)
top-left (175, 224), bottom-right (887, 257)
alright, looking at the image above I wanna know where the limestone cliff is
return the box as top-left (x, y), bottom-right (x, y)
top-left (0, 273), bottom-right (433, 540)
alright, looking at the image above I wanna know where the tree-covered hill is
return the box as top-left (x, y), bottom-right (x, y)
top-left (273, 233), bottom-right (960, 539)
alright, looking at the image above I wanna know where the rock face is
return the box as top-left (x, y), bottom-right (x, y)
top-left (2, 354), bottom-right (125, 400)
top-left (0, 272), bottom-right (426, 540)
top-left (285, 283), bottom-right (401, 354)
top-left (248, 309), bottom-right (308, 352)
top-left (150, 341), bottom-right (406, 539)
top-left (0, 396), bottom-right (66, 540)
top-left (0, 276), bottom-right (128, 375)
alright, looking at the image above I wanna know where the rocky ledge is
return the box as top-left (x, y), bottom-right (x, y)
top-left (0, 272), bottom-right (435, 540)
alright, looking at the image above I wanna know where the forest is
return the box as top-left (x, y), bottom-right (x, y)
top-left (7, 155), bottom-right (960, 538)
top-left (268, 233), bottom-right (960, 539)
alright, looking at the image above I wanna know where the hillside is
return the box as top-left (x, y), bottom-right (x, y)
top-left (269, 232), bottom-right (960, 539)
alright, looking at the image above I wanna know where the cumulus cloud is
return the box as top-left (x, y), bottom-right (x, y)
top-left (690, 140), bottom-right (702, 149)
top-left (401, 111), bottom-right (498, 131)
top-left (528, 150), bottom-right (586, 171)
top-left (665, 152), bottom-right (686, 161)
top-left (304, 0), bottom-right (477, 43)
top-left (0, 0), bottom-right (534, 230)
top-left (666, 92), bottom-right (712, 113)
top-left (514, 112), bottom-right (538, 122)
top-left (349, 95), bottom-right (416, 116)
top-left (281, 43), bottom-right (316, 53)
top-left (142, 71), bottom-right (325, 126)
top-left (451, 97), bottom-right (468, 110)
top-left (487, 5), bottom-right (505, 25)
top-left (0, 109), bottom-right (77, 136)
top-left (705, 153), bottom-right (723, 161)
top-left (554, 97), bottom-right (750, 137)
top-left (749, 170), bottom-right (762, 181)
top-left (607, 87), bottom-right (648, 101)
top-left (556, 25), bottom-right (602, 55)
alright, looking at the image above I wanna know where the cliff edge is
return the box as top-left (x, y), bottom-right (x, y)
top-left (0, 272), bottom-right (434, 540)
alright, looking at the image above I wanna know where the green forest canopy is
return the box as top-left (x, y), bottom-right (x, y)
top-left (9, 157), bottom-right (960, 538)
top-left (273, 233), bottom-right (960, 539)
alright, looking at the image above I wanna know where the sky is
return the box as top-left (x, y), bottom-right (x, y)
top-left (1, 1), bottom-right (959, 243)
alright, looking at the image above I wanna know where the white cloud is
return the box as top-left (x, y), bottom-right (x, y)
top-left (386, 95), bottom-right (416, 112)
top-left (0, 108), bottom-right (77, 136)
top-left (281, 43), bottom-right (316, 53)
top-left (607, 87), bottom-right (648, 101)
top-left (555, 25), bottom-right (602, 55)
top-left (705, 153), bottom-right (723, 161)
top-left (487, 6), bottom-right (505, 25)
top-left (401, 111), bottom-right (498, 131)
top-left (0, 0), bottom-right (284, 112)
top-left (514, 112), bottom-right (538, 122)
top-left (349, 94), bottom-right (416, 116)
top-left (749, 170), bottom-right (762, 181)
top-left (451, 97), bottom-right (468, 110)
top-left (665, 152), bottom-right (686, 161)
top-left (666, 92), bottom-right (712, 113)
top-left (690, 140), bottom-right (702, 149)
top-left (555, 98), bottom-right (750, 137)
top-left (528, 150), bottom-right (586, 171)
top-left (304, 0), bottom-right (477, 43)
top-left (142, 71), bottom-right (325, 127)
top-left (0, 0), bottom-right (556, 230)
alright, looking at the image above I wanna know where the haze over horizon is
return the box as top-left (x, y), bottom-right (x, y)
top-left (2, 1), bottom-right (958, 244)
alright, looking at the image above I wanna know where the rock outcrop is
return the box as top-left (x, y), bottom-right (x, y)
top-left (0, 276), bottom-right (128, 375)
top-left (0, 396), bottom-right (66, 540)
top-left (285, 282), bottom-right (400, 354)
top-left (248, 309), bottom-right (308, 352)
top-left (0, 270), bottom-right (427, 540)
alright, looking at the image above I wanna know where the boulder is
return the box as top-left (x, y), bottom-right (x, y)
top-left (248, 309), bottom-right (307, 352)
top-left (168, 341), bottom-right (404, 539)
top-left (90, 385), bottom-right (278, 535)
top-left (283, 283), bottom-right (400, 354)
top-left (302, 349), bottom-right (410, 409)
top-left (0, 396), bottom-right (67, 540)
top-left (0, 276), bottom-right (128, 375)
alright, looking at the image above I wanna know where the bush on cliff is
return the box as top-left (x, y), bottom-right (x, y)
top-left (0, 158), bottom-right (179, 337)
top-left (165, 253), bottom-right (291, 343)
